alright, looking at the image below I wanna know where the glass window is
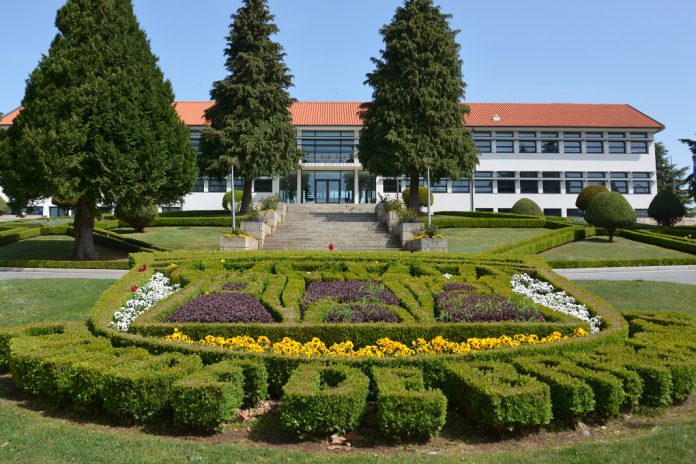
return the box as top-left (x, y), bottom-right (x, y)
top-left (586, 141), bottom-right (604, 153)
top-left (518, 131), bottom-right (536, 138)
top-left (161, 206), bottom-right (181, 213)
top-left (475, 140), bottom-right (492, 153)
top-left (497, 208), bottom-right (513, 213)
top-left (608, 132), bottom-right (625, 139)
top-left (497, 171), bottom-right (515, 178)
top-left (543, 180), bottom-right (561, 194)
top-left (544, 209), bottom-right (562, 217)
top-left (631, 141), bottom-right (648, 154)
top-left (49, 206), bottom-right (69, 217)
top-left (495, 140), bottom-right (514, 153)
top-left (567, 208), bottom-right (583, 218)
top-left (587, 172), bottom-right (605, 178)
top-left (585, 132), bottom-right (604, 138)
top-left (430, 180), bottom-right (447, 193)
top-left (495, 131), bottom-right (513, 138)
top-left (472, 131), bottom-right (491, 137)
top-left (451, 180), bottom-right (470, 193)
top-left (564, 132), bottom-right (581, 138)
top-left (588, 180), bottom-right (606, 186)
top-left (632, 172), bottom-right (651, 179)
top-left (233, 178), bottom-right (244, 191)
top-left (520, 171), bottom-right (538, 178)
top-left (254, 178), bottom-right (273, 193)
top-left (497, 180), bottom-right (516, 193)
top-left (382, 179), bottom-right (399, 193)
top-left (301, 131), bottom-right (356, 163)
top-left (475, 180), bottom-right (493, 193)
top-left (630, 132), bottom-right (648, 139)
top-left (609, 141), bottom-right (626, 153)
top-left (542, 171), bottom-right (561, 178)
top-left (635, 209), bottom-right (649, 218)
top-left (611, 172), bottom-right (628, 178)
top-left (633, 181), bottom-right (651, 194)
top-left (565, 172), bottom-right (583, 178)
top-left (193, 177), bottom-right (205, 192)
top-left (520, 180), bottom-right (539, 193)
top-left (540, 132), bottom-right (559, 138)
top-left (475, 208), bottom-right (494, 212)
top-left (475, 171), bottom-right (493, 178)
top-left (208, 179), bottom-right (227, 192)
top-left (611, 180), bottom-right (628, 193)
top-left (564, 141), bottom-right (582, 153)
top-left (519, 140), bottom-right (537, 153)
top-left (541, 141), bottom-right (559, 153)
top-left (566, 180), bottom-right (584, 193)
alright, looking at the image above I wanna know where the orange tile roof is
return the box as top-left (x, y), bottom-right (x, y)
top-left (2, 102), bottom-right (663, 129)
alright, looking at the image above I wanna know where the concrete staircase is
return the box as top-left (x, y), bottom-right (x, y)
top-left (262, 204), bottom-right (401, 251)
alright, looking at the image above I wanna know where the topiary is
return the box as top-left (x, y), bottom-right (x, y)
top-left (575, 184), bottom-right (608, 211)
top-left (114, 200), bottom-right (158, 233)
top-left (648, 190), bottom-right (686, 227)
top-left (511, 198), bottom-right (543, 216)
top-left (402, 187), bottom-right (434, 210)
top-left (222, 190), bottom-right (243, 212)
top-left (0, 195), bottom-right (9, 216)
top-left (584, 191), bottom-right (636, 242)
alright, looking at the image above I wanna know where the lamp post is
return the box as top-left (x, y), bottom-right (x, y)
top-left (222, 156), bottom-right (239, 230)
top-left (423, 157), bottom-right (433, 226)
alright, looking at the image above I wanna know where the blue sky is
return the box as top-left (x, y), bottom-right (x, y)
top-left (1, 0), bottom-right (694, 169)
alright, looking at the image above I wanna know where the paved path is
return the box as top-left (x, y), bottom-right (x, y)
top-left (0, 267), bottom-right (126, 280)
top-left (555, 265), bottom-right (696, 285)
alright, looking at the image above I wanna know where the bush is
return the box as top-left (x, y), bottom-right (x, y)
top-left (260, 194), bottom-right (280, 211)
top-left (648, 190), bottom-right (686, 227)
top-left (222, 191), bottom-right (244, 212)
top-left (114, 200), bottom-right (158, 232)
top-left (584, 191), bottom-right (636, 241)
top-left (575, 184), bottom-right (608, 211)
top-left (378, 193), bottom-right (403, 212)
top-left (281, 364), bottom-right (369, 438)
top-left (0, 195), bottom-right (9, 215)
top-left (511, 198), bottom-right (543, 217)
top-left (372, 367), bottom-right (446, 441)
top-left (397, 208), bottom-right (420, 224)
top-left (402, 187), bottom-right (434, 209)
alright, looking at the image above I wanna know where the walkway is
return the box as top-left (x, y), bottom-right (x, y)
top-left (555, 265), bottom-right (696, 285)
top-left (0, 267), bottom-right (126, 280)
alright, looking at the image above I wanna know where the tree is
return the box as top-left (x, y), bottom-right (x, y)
top-left (222, 190), bottom-right (243, 211)
top-left (511, 198), bottom-right (543, 216)
top-left (0, 0), bottom-right (196, 260)
top-left (655, 142), bottom-right (691, 212)
top-left (648, 190), bottom-right (686, 226)
top-left (114, 199), bottom-right (158, 233)
top-left (199, 0), bottom-right (302, 214)
top-left (401, 187), bottom-right (434, 210)
top-left (358, 0), bottom-right (478, 212)
top-left (584, 191), bottom-right (636, 242)
top-left (575, 184), bottom-right (608, 211)
top-left (680, 137), bottom-right (696, 203)
top-left (0, 195), bottom-right (9, 216)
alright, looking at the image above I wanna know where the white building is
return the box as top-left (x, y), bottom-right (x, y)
top-left (1, 101), bottom-right (663, 218)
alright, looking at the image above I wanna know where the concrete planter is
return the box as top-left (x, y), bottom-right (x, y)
top-left (375, 203), bottom-right (386, 223)
top-left (219, 235), bottom-right (259, 251)
top-left (406, 237), bottom-right (448, 253)
top-left (241, 220), bottom-right (270, 246)
top-left (262, 210), bottom-right (280, 234)
top-left (395, 222), bottom-right (422, 249)
top-left (278, 202), bottom-right (287, 222)
top-left (386, 211), bottom-right (400, 234)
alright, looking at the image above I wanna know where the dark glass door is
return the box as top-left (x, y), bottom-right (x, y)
top-left (315, 179), bottom-right (341, 203)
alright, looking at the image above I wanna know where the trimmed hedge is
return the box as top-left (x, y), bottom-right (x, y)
top-left (0, 322), bottom-right (74, 372)
top-left (0, 227), bottom-right (42, 246)
top-left (159, 210), bottom-right (231, 218)
top-left (150, 216), bottom-right (246, 227)
top-left (488, 225), bottom-right (593, 256)
top-left (372, 367), bottom-right (447, 441)
top-left (548, 257), bottom-right (696, 269)
top-left (432, 216), bottom-right (547, 229)
top-left (434, 211), bottom-right (540, 220)
top-left (281, 364), bottom-right (369, 438)
top-left (617, 229), bottom-right (696, 255)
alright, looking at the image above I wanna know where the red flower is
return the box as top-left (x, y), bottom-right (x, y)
top-left (328, 243), bottom-right (334, 251)
top-left (130, 285), bottom-right (139, 292)
top-left (137, 264), bottom-right (148, 272)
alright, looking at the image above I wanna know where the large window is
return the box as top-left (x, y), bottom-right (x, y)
top-left (542, 180), bottom-right (561, 193)
top-left (519, 140), bottom-right (536, 153)
top-left (474, 172), bottom-right (493, 193)
top-left (586, 141), bottom-right (604, 153)
top-left (301, 130), bottom-right (355, 163)
top-left (382, 179), bottom-right (399, 193)
top-left (451, 180), bottom-right (470, 193)
top-left (497, 180), bottom-right (516, 193)
top-left (611, 180), bottom-right (628, 193)
top-left (566, 180), bottom-right (584, 194)
top-left (193, 177), bottom-right (205, 192)
top-left (520, 180), bottom-right (539, 194)
top-left (475, 140), bottom-right (492, 153)
top-left (208, 179), bottom-right (227, 192)
top-left (631, 141), bottom-right (648, 154)
top-left (633, 181), bottom-right (651, 194)
top-left (564, 141), bottom-right (582, 153)
top-left (495, 140), bottom-right (514, 153)
top-left (541, 141), bottom-right (559, 153)
top-left (430, 180), bottom-right (448, 193)
top-left (254, 178), bottom-right (273, 193)
top-left (608, 141), bottom-right (626, 153)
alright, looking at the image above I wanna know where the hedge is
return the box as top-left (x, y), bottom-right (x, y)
top-left (0, 227), bottom-right (41, 246)
top-left (280, 364), bottom-right (370, 438)
top-left (434, 211), bottom-right (540, 220)
top-left (432, 216), bottom-right (547, 229)
top-left (548, 257), bottom-right (696, 269)
top-left (0, 259), bottom-right (130, 270)
top-left (487, 226), bottom-right (593, 256)
top-left (617, 229), bottom-right (696, 255)
top-left (158, 210), bottom-right (231, 218)
top-left (150, 216), bottom-right (245, 227)
top-left (0, 321), bottom-right (76, 372)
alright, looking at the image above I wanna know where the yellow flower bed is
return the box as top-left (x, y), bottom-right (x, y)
top-left (164, 328), bottom-right (589, 359)
top-left (411, 234), bottom-right (445, 240)
top-left (224, 233), bottom-right (254, 239)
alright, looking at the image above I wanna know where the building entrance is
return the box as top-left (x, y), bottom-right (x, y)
top-left (315, 179), bottom-right (341, 203)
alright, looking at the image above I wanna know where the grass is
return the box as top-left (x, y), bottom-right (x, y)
top-left (573, 280), bottom-right (696, 320)
top-left (444, 228), bottom-right (550, 253)
top-left (0, 236), bottom-right (127, 261)
top-left (540, 236), bottom-right (694, 261)
top-left (114, 226), bottom-right (233, 250)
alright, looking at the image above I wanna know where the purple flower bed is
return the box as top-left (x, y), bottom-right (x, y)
top-left (222, 282), bottom-right (246, 291)
top-left (443, 283), bottom-right (475, 293)
top-left (165, 293), bottom-right (274, 323)
top-left (302, 281), bottom-right (399, 307)
top-left (436, 290), bottom-right (544, 323)
top-left (325, 304), bottom-right (399, 323)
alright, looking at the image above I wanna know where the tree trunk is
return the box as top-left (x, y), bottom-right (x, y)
top-left (239, 179), bottom-right (254, 214)
top-left (608, 229), bottom-right (614, 242)
top-left (72, 198), bottom-right (99, 260)
top-left (409, 170), bottom-right (420, 212)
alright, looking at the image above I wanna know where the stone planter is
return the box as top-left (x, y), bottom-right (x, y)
top-left (278, 202), bottom-right (287, 222)
top-left (406, 237), bottom-right (448, 253)
top-left (395, 222), bottom-right (422, 249)
top-left (375, 203), bottom-right (386, 223)
top-left (386, 211), bottom-right (400, 234)
top-left (219, 235), bottom-right (259, 251)
top-left (241, 220), bottom-right (270, 246)
top-left (262, 210), bottom-right (280, 234)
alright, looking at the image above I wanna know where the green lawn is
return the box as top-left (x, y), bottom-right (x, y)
top-left (445, 228), bottom-right (549, 253)
top-left (573, 280), bottom-right (696, 320)
top-left (114, 226), bottom-right (232, 250)
top-left (540, 236), bottom-right (693, 261)
top-left (0, 236), bottom-right (128, 261)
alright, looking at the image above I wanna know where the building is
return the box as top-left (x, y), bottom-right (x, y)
top-left (0, 101), bottom-right (663, 217)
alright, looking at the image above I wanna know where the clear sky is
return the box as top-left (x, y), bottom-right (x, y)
top-left (1, 0), bottom-right (694, 169)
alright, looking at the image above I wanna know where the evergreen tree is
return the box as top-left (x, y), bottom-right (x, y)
top-left (655, 142), bottom-right (691, 211)
top-left (0, 0), bottom-right (196, 259)
top-left (680, 137), bottom-right (696, 203)
top-left (359, 0), bottom-right (478, 211)
top-left (584, 191), bottom-right (636, 242)
top-left (199, 0), bottom-right (302, 214)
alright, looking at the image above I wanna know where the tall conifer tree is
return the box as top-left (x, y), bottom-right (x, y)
top-left (655, 142), bottom-right (691, 210)
top-left (359, 0), bottom-right (478, 211)
top-left (0, 0), bottom-right (196, 259)
top-left (199, 0), bottom-right (301, 213)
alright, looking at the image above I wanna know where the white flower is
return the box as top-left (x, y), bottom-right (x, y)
top-left (443, 273), bottom-right (453, 280)
top-left (109, 272), bottom-right (179, 332)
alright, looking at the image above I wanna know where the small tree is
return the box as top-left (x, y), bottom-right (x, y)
top-left (648, 190), bottom-right (686, 226)
top-left (584, 191), bottom-right (636, 242)
top-left (511, 198), bottom-right (543, 216)
top-left (114, 200), bottom-right (158, 233)
top-left (656, 142), bottom-right (692, 213)
top-left (575, 184), bottom-right (608, 211)
top-left (222, 190), bottom-right (244, 212)
top-left (401, 187), bottom-right (434, 210)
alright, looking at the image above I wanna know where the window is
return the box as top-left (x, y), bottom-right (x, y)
top-left (49, 206), bottom-right (69, 217)
top-left (475, 208), bottom-right (494, 212)
top-left (474, 180), bottom-right (493, 193)
top-left (497, 180), bottom-right (516, 193)
top-left (233, 179), bottom-right (245, 191)
top-left (630, 132), bottom-right (648, 139)
top-left (161, 206), bottom-right (181, 213)
top-left (193, 177), bottom-right (205, 192)
top-left (608, 132), bottom-right (625, 139)
top-left (518, 131), bottom-right (536, 138)
top-left (631, 141), bottom-right (648, 154)
top-left (541, 141), bottom-right (559, 153)
top-left (633, 181), bottom-right (651, 194)
top-left (451, 180), bottom-right (470, 193)
top-left (540, 132), bottom-right (559, 138)
top-left (567, 208), bottom-right (583, 218)
top-left (609, 141), bottom-right (626, 153)
top-left (632, 172), bottom-right (651, 179)
top-left (28, 207), bottom-right (44, 216)
top-left (497, 171), bottom-right (515, 178)
top-left (301, 130), bottom-right (355, 163)
top-left (586, 141), bottom-right (604, 153)
top-left (498, 208), bottom-right (513, 213)
top-left (542, 171), bottom-right (561, 178)
top-left (544, 209), bottom-right (562, 217)
top-left (519, 140), bottom-right (537, 153)
top-left (635, 209), bottom-right (649, 218)
top-left (542, 180), bottom-right (561, 193)
top-left (585, 132), bottom-right (603, 138)
top-left (587, 172), bottom-right (605, 179)
top-left (520, 171), bottom-right (538, 178)
top-left (520, 180), bottom-right (539, 193)
top-left (566, 180), bottom-right (584, 193)
top-left (495, 140), bottom-right (514, 153)
top-left (587, 181), bottom-right (606, 187)
top-left (254, 178), bottom-right (273, 193)
top-left (564, 132), bottom-right (581, 138)
top-left (611, 180), bottom-right (628, 193)
top-left (564, 141), bottom-right (582, 153)
top-left (431, 180), bottom-right (447, 193)
top-left (495, 131), bottom-right (513, 138)
top-left (611, 172), bottom-right (628, 178)
top-left (565, 172), bottom-right (583, 178)
top-left (207, 179), bottom-right (227, 192)
top-left (475, 140), bottom-right (492, 153)
top-left (382, 179), bottom-right (399, 193)
top-left (472, 131), bottom-right (491, 138)
top-left (475, 171), bottom-right (493, 177)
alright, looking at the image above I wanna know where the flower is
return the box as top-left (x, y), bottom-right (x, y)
top-left (220, 259), bottom-right (226, 263)
top-left (130, 285), bottom-right (138, 292)
top-left (137, 264), bottom-right (148, 273)
top-left (328, 243), bottom-right (335, 251)
top-left (109, 273), bottom-right (180, 332)
top-left (443, 273), bottom-right (452, 280)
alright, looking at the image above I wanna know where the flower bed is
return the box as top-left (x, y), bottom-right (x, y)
top-left (302, 281), bottom-right (399, 307)
top-left (110, 272), bottom-right (179, 332)
top-left (325, 304), bottom-right (400, 323)
top-left (165, 292), bottom-right (274, 324)
top-left (436, 283), bottom-right (545, 323)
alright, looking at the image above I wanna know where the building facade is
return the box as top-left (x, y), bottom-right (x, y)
top-left (0, 101), bottom-right (663, 217)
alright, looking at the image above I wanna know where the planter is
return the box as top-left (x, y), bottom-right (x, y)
top-left (406, 237), bottom-right (448, 253)
top-left (375, 203), bottom-right (386, 223)
top-left (241, 220), bottom-right (270, 246)
top-left (219, 235), bottom-right (259, 251)
top-left (262, 210), bottom-right (280, 234)
top-left (278, 202), bottom-right (287, 222)
top-left (386, 211), bottom-right (400, 234)
top-left (395, 222), bottom-right (422, 249)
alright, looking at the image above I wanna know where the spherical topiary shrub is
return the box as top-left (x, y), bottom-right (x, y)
top-left (222, 190), bottom-right (244, 212)
top-left (648, 190), bottom-right (686, 227)
top-left (402, 187), bottom-right (434, 209)
top-left (575, 184), bottom-right (608, 211)
top-left (511, 198), bottom-right (543, 216)
top-left (0, 195), bottom-right (9, 216)
top-left (584, 191), bottom-right (636, 242)
top-left (114, 200), bottom-right (158, 232)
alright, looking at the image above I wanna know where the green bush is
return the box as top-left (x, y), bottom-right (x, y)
top-left (159, 210), bottom-right (230, 218)
top-left (372, 367), bottom-right (447, 441)
top-left (567, 352), bottom-right (643, 409)
top-left (431, 216), bottom-right (547, 229)
top-left (222, 191), bottom-right (244, 212)
top-left (281, 364), bottom-right (369, 438)
top-left (0, 227), bottom-right (42, 246)
top-left (0, 322), bottom-right (69, 372)
top-left (151, 216), bottom-right (243, 227)
top-left (547, 256), bottom-right (696, 269)
top-left (236, 359), bottom-right (269, 408)
top-left (114, 200), bottom-right (158, 232)
top-left (648, 190), bottom-right (686, 227)
top-left (378, 194), bottom-right (403, 212)
top-left (171, 361), bottom-right (245, 433)
top-left (575, 184), bottom-right (608, 211)
top-left (402, 187), bottom-right (434, 209)
top-left (0, 195), bottom-right (10, 215)
top-left (260, 194), bottom-right (280, 211)
top-left (441, 361), bottom-right (552, 431)
top-left (511, 198), bottom-right (543, 217)
top-left (584, 191), bottom-right (636, 241)
top-left (617, 229), bottom-right (696, 255)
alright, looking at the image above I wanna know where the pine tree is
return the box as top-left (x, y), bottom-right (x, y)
top-left (359, 0), bottom-right (478, 211)
top-left (680, 137), bottom-right (696, 203)
top-left (655, 142), bottom-right (691, 211)
top-left (199, 0), bottom-right (302, 214)
top-left (0, 0), bottom-right (197, 260)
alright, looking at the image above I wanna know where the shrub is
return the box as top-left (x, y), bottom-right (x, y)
top-left (114, 200), bottom-right (158, 232)
top-left (511, 198), bottom-right (543, 217)
top-left (397, 208), bottom-right (420, 224)
top-left (372, 367), bottom-right (447, 441)
top-left (260, 194), bottom-right (280, 211)
top-left (236, 359), bottom-right (269, 408)
top-left (281, 364), bottom-right (369, 438)
top-left (402, 187), bottom-right (434, 209)
top-left (222, 191), bottom-right (244, 212)
top-left (0, 195), bottom-right (9, 215)
top-left (575, 184), bottom-right (608, 211)
top-left (584, 191), bottom-right (636, 241)
top-left (648, 190), bottom-right (686, 227)
top-left (165, 293), bottom-right (274, 324)
top-left (378, 193), bottom-right (403, 212)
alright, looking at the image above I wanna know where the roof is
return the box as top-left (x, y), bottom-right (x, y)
top-left (2, 102), bottom-right (664, 129)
